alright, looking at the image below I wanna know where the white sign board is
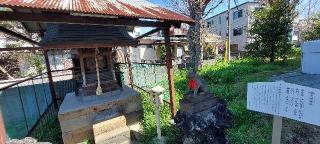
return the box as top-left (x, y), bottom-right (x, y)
top-left (247, 81), bottom-right (320, 126)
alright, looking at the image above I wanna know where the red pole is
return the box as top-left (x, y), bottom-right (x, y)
top-left (0, 110), bottom-right (6, 144)
top-left (163, 28), bottom-right (177, 118)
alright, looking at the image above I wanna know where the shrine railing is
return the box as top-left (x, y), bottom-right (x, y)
top-left (0, 69), bottom-right (76, 142)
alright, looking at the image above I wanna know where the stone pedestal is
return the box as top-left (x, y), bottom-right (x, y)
top-left (174, 93), bottom-right (233, 144)
top-left (58, 86), bottom-right (142, 144)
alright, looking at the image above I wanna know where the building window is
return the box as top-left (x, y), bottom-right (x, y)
top-left (219, 16), bottom-right (221, 24)
top-left (207, 21), bottom-right (214, 28)
top-left (233, 10), bottom-right (243, 20)
top-left (233, 27), bottom-right (243, 36)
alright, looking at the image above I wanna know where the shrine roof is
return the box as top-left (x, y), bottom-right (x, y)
top-left (0, 0), bottom-right (193, 23)
top-left (40, 24), bottom-right (137, 48)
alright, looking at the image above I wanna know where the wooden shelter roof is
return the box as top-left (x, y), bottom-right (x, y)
top-left (0, 0), bottom-right (193, 22)
top-left (40, 24), bottom-right (137, 48)
top-left (0, 0), bottom-right (194, 33)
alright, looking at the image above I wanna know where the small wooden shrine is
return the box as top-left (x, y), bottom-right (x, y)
top-left (41, 24), bottom-right (137, 96)
top-left (40, 24), bottom-right (142, 143)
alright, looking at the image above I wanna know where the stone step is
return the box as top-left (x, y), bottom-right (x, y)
top-left (94, 126), bottom-right (131, 144)
top-left (128, 122), bottom-right (143, 142)
top-left (93, 113), bottom-right (127, 136)
top-left (99, 135), bottom-right (131, 144)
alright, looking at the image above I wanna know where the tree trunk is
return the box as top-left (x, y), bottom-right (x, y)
top-left (188, 5), bottom-right (204, 72)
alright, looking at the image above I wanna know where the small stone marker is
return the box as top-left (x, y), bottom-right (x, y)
top-left (247, 81), bottom-right (320, 144)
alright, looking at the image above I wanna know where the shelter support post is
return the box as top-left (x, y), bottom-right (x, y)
top-left (163, 28), bottom-right (177, 118)
top-left (95, 48), bottom-right (103, 95)
top-left (79, 50), bottom-right (87, 87)
top-left (44, 50), bottom-right (60, 108)
top-left (127, 47), bottom-right (134, 88)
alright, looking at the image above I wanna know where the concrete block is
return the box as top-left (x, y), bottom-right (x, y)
top-left (60, 115), bottom-right (91, 133)
top-left (98, 135), bottom-right (131, 144)
top-left (94, 127), bottom-right (131, 144)
top-left (62, 132), bottom-right (73, 144)
top-left (93, 115), bottom-right (127, 136)
top-left (71, 126), bottom-right (93, 144)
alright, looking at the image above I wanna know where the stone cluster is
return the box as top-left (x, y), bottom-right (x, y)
top-left (174, 93), bottom-right (233, 144)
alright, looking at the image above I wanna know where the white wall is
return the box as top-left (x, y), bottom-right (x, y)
top-left (206, 2), bottom-right (261, 51)
top-left (138, 45), bottom-right (158, 62)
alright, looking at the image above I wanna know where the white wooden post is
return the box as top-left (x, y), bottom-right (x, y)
top-left (95, 48), bottom-right (103, 95)
top-left (272, 116), bottom-right (283, 144)
top-left (79, 50), bottom-right (87, 87)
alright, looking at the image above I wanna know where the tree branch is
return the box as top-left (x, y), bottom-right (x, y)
top-left (203, 0), bottom-right (224, 18)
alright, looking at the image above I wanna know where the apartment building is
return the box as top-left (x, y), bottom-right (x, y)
top-left (206, 1), bottom-right (261, 51)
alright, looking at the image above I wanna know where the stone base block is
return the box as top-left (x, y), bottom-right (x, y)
top-left (95, 127), bottom-right (131, 144)
top-left (180, 93), bottom-right (219, 114)
top-left (58, 86), bottom-right (142, 144)
top-left (93, 115), bottom-right (127, 136)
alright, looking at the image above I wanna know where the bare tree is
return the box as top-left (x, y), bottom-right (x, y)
top-left (164, 0), bottom-right (223, 71)
top-left (0, 21), bottom-right (41, 80)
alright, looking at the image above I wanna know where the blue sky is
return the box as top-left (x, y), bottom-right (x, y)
top-left (148, 0), bottom-right (252, 18)
top-left (138, 0), bottom-right (251, 34)
top-left (148, 0), bottom-right (319, 19)
top-left (138, 0), bottom-right (319, 34)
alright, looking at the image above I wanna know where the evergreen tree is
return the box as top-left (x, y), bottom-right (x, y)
top-left (246, 0), bottom-right (298, 62)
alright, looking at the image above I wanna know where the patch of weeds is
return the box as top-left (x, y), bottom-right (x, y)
top-left (141, 57), bottom-right (300, 144)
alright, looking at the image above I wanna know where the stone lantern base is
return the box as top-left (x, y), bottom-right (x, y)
top-left (174, 93), bottom-right (233, 144)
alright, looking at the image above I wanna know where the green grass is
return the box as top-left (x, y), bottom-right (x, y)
top-left (31, 112), bottom-right (63, 144)
top-left (141, 55), bottom-right (300, 143)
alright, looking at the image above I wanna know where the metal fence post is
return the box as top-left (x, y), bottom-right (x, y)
top-left (16, 85), bottom-right (29, 132)
top-left (44, 50), bottom-right (60, 109)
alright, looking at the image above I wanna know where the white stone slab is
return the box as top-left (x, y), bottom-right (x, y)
top-left (59, 85), bottom-right (139, 115)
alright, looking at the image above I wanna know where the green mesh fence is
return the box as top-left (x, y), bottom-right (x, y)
top-left (118, 63), bottom-right (171, 101)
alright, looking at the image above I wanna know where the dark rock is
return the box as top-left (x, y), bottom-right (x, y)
top-left (174, 93), bottom-right (233, 144)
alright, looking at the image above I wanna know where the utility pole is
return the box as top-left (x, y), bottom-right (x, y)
top-left (225, 0), bottom-right (231, 62)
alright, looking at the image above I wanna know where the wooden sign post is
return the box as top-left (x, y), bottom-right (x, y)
top-left (247, 81), bottom-right (320, 144)
top-left (271, 116), bottom-right (282, 144)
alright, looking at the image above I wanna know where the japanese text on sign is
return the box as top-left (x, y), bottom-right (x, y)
top-left (247, 81), bottom-right (320, 126)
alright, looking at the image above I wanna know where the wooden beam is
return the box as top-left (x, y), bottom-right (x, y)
top-left (163, 28), bottom-right (176, 118)
top-left (0, 26), bottom-right (39, 45)
top-left (0, 46), bottom-right (123, 52)
top-left (0, 11), bottom-right (172, 28)
top-left (135, 28), bottom-right (162, 40)
top-left (0, 66), bottom-right (15, 80)
top-left (0, 47), bottom-right (42, 51)
top-left (43, 50), bottom-right (60, 108)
